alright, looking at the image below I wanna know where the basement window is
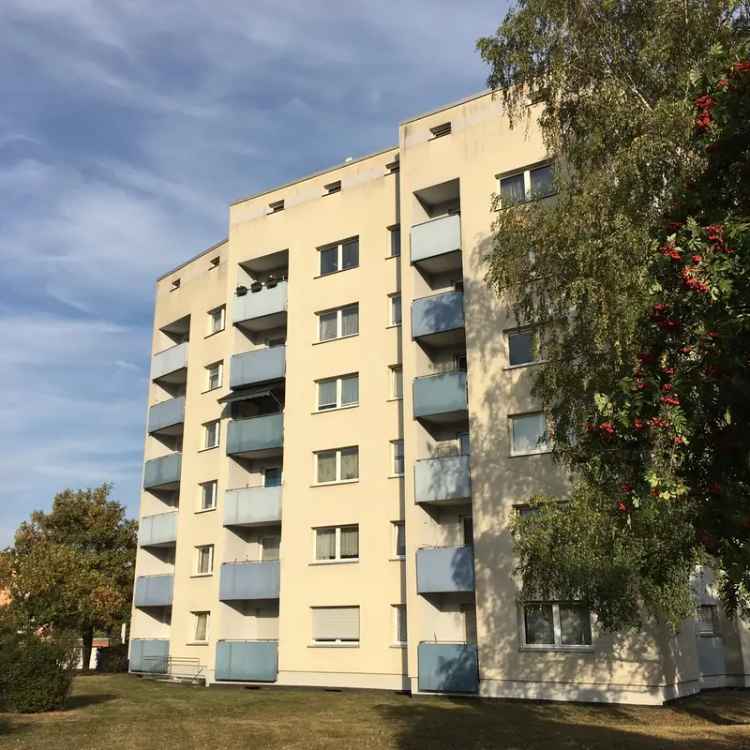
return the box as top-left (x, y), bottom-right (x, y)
top-left (430, 122), bottom-right (452, 139)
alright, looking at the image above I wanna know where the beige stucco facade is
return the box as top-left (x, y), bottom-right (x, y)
top-left (130, 90), bottom-right (750, 703)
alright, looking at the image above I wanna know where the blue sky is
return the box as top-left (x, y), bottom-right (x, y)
top-left (0, 1), bottom-right (507, 543)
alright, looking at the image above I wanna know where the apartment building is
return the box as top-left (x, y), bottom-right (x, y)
top-left (130, 90), bottom-right (750, 704)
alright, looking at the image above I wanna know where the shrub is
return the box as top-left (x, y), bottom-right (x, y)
top-left (96, 643), bottom-right (128, 673)
top-left (0, 632), bottom-right (77, 713)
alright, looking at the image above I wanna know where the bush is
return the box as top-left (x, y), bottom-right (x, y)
top-left (0, 632), bottom-right (77, 713)
top-left (96, 643), bottom-right (128, 673)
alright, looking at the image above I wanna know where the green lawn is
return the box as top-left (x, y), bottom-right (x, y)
top-left (1, 674), bottom-right (750, 749)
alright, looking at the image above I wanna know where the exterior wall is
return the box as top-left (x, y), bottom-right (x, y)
top-left (130, 90), bottom-right (750, 702)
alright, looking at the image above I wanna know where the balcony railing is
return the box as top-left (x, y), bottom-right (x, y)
top-left (414, 455), bottom-right (471, 505)
top-left (224, 486), bottom-right (282, 527)
top-left (138, 511), bottom-right (178, 547)
top-left (416, 546), bottom-right (475, 594)
top-left (151, 342), bottom-right (188, 382)
top-left (215, 640), bottom-right (278, 682)
top-left (147, 397), bottom-right (186, 434)
top-left (230, 346), bottom-right (286, 389)
top-left (134, 574), bottom-right (174, 607)
top-left (410, 214), bottom-right (462, 273)
top-left (130, 639), bottom-right (169, 674)
top-left (411, 291), bottom-right (465, 345)
top-left (233, 281), bottom-right (288, 332)
top-left (219, 561), bottom-right (280, 601)
top-left (227, 414), bottom-right (283, 458)
top-left (417, 642), bottom-right (479, 694)
top-left (413, 371), bottom-right (468, 423)
top-left (143, 453), bottom-right (182, 490)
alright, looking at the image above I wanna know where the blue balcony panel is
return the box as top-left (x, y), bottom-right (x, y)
top-left (230, 346), bottom-right (286, 389)
top-left (233, 281), bottom-right (288, 333)
top-left (138, 511), bottom-right (178, 547)
top-left (219, 561), bottom-right (280, 601)
top-left (415, 456), bottom-right (471, 505)
top-left (143, 453), bottom-right (182, 490)
top-left (134, 574), bottom-right (174, 607)
top-left (418, 642), bottom-right (479, 693)
top-left (147, 397), bottom-right (185, 435)
top-left (151, 342), bottom-right (188, 383)
top-left (224, 486), bottom-right (282, 527)
top-left (411, 291), bottom-right (465, 348)
top-left (227, 414), bottom-right (283, 459)
top-left (413, 371), bottom-right (468, 424)
top-left (410, 214), bottom-right (462, 274)
top-left (130, 639), bottom-right (169, 674)
top-left (215, 640), bottom-right (278, 682)
top-left (416, 546), bottom-right (475, 594)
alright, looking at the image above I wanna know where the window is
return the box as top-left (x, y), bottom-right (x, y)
top-left (324, 180), bottom-right (341, 195)
top-left (391, 439), bottom-right (404, 476)
top-left (318, 304), bottom-right (359, 342)
top-left (264, 467), bottom-right (282, 487)
top-left (392, 521), bottom-right (406, 558)
top-left (200, 480), bottom-right (217, 511)
top-left (698, 605), bottom-right (719, 636)
top-left (208, 306), bottom-right (225, 335)
top-left (206, 361), bottom-right (223, 391)
top-left (508, 328), bottom-right (541, 367)
top-left (314, 525), bottom-right (359, 562)
top-left (389, 294), bottom-right (402, 326)
top-left (203, 420), bottom-right (220, 450)
top-left (319, 238), bottom-right (359, 276)
top-left (390, 366), bottom-right (403, 399)
top-left (261, 535), bottom-right (281, 561)
top-left (315, 446), bottom-right (359, 484)
top-left (499, 162), bottom-right (556, 207)
top-left (209, 256), bottom-right (220, 270)
top-left (461, 516), bottom-right (474, 546)
top-left (193, 611), bottom-right (210, 642)
top-left (170, 278), bottom-right (181, 291)
top-left (510, 413), bottom-right (549, 456)
top-left (522, 602), bottom-right (592, 648)
top-left (317, 374), bottom-right (359, 411)
top-left (458, 431), bottom-right (471, 456)
top-left (430, 122), bottom-right (452, 139)
top-left (389, 226), bottom-right (401, 257)
top-left (312, 606), bottom-right (359, 644)
top-left (195, 545), bottom-right (214, 575)
top-left (463, 604), bottom-right (478, 644)
top-left (393, 604), bottom-right (407, 645)
top-left (454, 352), bottom-right (468, 371)
top-left (268, 199), bottom-right (284, 214)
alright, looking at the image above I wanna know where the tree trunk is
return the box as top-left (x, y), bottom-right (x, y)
top-left (81, 625), bottom-right (94, 673)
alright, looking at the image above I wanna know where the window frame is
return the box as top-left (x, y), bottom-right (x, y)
top-left (318, 237), bottom-right (359, 277)
top-left (206, 361), bottom-right (223, 392)
top-left (392, 604), bottom-right (407, 646)
top-left (509, 412), bottom-right (551, 456)
top-left (199, 480), bottom-right (217, 512)
top-left (317, 303), bottom-right (359, 342)
top-left (498, 161), bottom-right (556, 209)
top-left (520, 601), bottom-right (593, 651)
top-left (390, 439), bottom-right (404, 477)
top-left (697, 604), bottom-right (720, 636)
top-left (194, 544), bottom-right (214, 576)
top-left (202, 420), bottom-right (220, 450)
top-left (312, 524), bottom-right (360, 563)
top-left (316, 373), bottom-right (359, 412)
top-left (311, 606), bottom-right (360, 645)
top-left (392, 521), bottom-right (406, 560)
top-left (388, 225), bottom-right (401, 257)
top-left (506, 326), bottom-right (543, 368)
top-left (388, 293), bottom-right (402, 327)
top-left (314, 446), bottom-right (360, 485)
top-left (191, 611), bottom-right (210, 643)
top-left (389, 365), bottom-right (403, 400)
top-left (207, 305), bottom-right (226, 335)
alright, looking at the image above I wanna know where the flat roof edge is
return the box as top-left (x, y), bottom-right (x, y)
top-left (400, 88), bottom-right (494, 126)
top-left (229, 145), bottom-right (399, 207)
top-left (156, 237), bottom-right (228, 282)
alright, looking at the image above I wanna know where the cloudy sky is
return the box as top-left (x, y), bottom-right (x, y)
top-left (0, 1), bottom-right (507, 543)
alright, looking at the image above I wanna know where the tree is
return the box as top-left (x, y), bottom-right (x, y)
top-left (477, 2), bottom-right (750, 628)
top-left (0, 484), bottom-right (138, 671)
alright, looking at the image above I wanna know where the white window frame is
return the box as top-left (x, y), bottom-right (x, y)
top-left (312, 525), bottom-right (360, 563)
top-left (390, 439), bottom-right (404, 477)
top-left (206, 361), bottom-right (223, 391)
top-left (207, 305), bottom-right (225, 335)
top-left (506, 326), bottom-right (543, 368)
top-left (392, 604), bottom-right (407, 646)
top-left (311, 606), bottom-right (360, 645)
top-left (388, 225), bottom-right (401, 257)
top-left (697, 604), bottom-right (720, 636)
top-left (199, 480), bottom-right (217, 512)
top-left (520, 602), bottom-right (593, 650)
top-left (314, 446), bottom-right (359, 484)
top-left (317, 304), bottom-right (359, 342)
top-left (498, 161), bottom-right (556, 208)
top-left (192, 611), bottom-right (210, 643)
top-left (194, 544), bottom-right (214, 576)
top-left (316, 373), bottom-right (359, 412)
top-left (203, 420), bottom-right (220, 450)
top-left (389, 365), bottom-right (403, 400)
top-left (509, 412), bottom-right (550, 456)
top-left (388, 293), bottom-right (402, 326)
top-left (318, 237), bottom-right (359, 276)
top-left (391, 521), bottom-right (405, 560)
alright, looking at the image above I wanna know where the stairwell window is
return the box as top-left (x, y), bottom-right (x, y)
top-left (509, 412), bottom-right (550, 456)
top-left (317, 374), bottom-right (359, 411)
top-left (311, 606), bottom-right (360, 645)
top-left (195, 545), bottom-right (214, 576)
top-left (392, 521), bottom-right (406, 559)
top-left (319, 237), bottom-right (359, 276)
top-left (207, 305), bottom-right (225, 335)
top-left (391, 439), bottom-right (404, 476)
top-left (389, 293), bottom-right (402, 326)
top-left (206, 361), bottom-right (223, 391)
top-left (314, 525), bottom-right (359, 562)
top-left (522, 602), bottom-right (592, 649)
top-left (192, 611), bottom-right (210, 643)
top-left (389, 365), bottom-right (403, 400)
top-left (203, 420), bottom-right (220, 450)
top-left (315, 446), bottom-right (359, 484)
top-left (698, 605), bottom-right (720, 636)
top-left (393, 604), bottom-right (407, 646)
top-left (389, 225), bottom-right (401, 257)
top-left (199, 480), bottom-right (217, 511)
top-left (318, 304), bottom-right (359, 342)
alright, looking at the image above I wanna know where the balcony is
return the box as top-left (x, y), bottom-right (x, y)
top-left (417, 642), bottom-right (479, 694)
top-left (227, 414), bottom-right (283, 459)
top-left (415, 456), bottom-right (471, 505)
top-left (224, 486), bottom-right (282, 527)
top-left (147, 397), bottom-right (185, 435)
top-left (413, 371), bottom-right (468, 424)
top-left (138, 511), bottom-right (178, 548)
top-left (233, 281), bottom-right (288, 333)
top-left (230, 346), bottom-right (286, 389)
top-left (134, 574), bottom-right (174, 607)
top-left (412, 291), bottom-right (465, 348)
top-left (143, 453), bottom-right (182, 490)
top-left (410, 214), bottom-right (462, 274)
top-left (219, 561), bottom-right (280, 601)
top-left (416, 546), bottom-right (475, 594)
top-left (151, 342), bottom-right (188, 383)
top-left (130, 639), bottom-right (169, 674)
top-left (215, 640), bottom-right (278, 682)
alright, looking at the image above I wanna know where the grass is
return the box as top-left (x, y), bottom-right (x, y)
top-left (1, 674), bottom-right (750, 749)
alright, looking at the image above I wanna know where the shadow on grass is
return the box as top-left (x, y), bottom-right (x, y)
top-left (63, 693), bottom-right (118, 711)
top-left (671, 689), bottom-right (750, 726)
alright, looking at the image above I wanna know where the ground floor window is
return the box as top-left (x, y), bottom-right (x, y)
top-left (522, 602), bottom-right (592, 648)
